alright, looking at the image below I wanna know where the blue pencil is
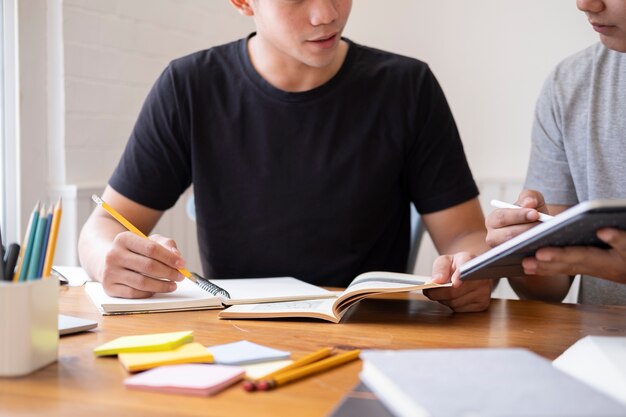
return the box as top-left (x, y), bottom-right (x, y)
top-left (17, 202), bottom-right (40, 282)
top-left (36, 206), bottom-right (54, 278)
top-left (26, 206), bottom-right (48, 280)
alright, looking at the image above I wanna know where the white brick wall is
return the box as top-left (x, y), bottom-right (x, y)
top-left (48, 0), bottom-right (253, 265)
top-left (61, 0), bottom-right (254, 185)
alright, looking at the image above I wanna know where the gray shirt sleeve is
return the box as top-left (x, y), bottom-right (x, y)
top-left (524, 72), bottom-right (578, 206)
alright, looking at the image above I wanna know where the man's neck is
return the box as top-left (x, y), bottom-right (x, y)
top-left (247, 36), bottom-right (349, 93)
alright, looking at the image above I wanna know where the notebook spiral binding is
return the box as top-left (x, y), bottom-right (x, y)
top-left (191, 272), bottom-right (231, 299)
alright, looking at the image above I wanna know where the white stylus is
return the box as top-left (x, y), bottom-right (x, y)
top-left (490, 199), bottom-right (555, 222)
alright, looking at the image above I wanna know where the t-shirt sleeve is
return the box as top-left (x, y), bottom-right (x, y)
top-left (524, 71), bottom-right (578, 205)
top-left (407, 67), bottom-right (479, 214)
top-left (109, 65), bottom-right (192, 210)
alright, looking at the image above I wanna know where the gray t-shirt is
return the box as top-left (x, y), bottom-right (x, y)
top-left (525, 42), bottom-right (626, 306)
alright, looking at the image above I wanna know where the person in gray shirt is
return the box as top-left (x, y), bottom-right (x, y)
top-left (483, 0), bottom-right (626, 305)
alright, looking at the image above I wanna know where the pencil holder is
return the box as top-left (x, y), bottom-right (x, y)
top-left (0, 278), bottom-right (59, 377)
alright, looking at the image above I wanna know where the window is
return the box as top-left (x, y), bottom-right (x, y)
top-left (1, 0), bottom-right (18, 243)
top-left (0, 0), bottom-right (6, 239)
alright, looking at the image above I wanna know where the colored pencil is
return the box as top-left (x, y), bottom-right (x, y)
top-left (26, 205), bottom-right (48, 280)
top-left (42, 198), bottom-right (62, 277)
top-left (15, 202), bottom-right (40, 282)
top-left (36, 206), bottom-right (54, 277)
top-left (243, 347), bottom-right (333, 391)
top-left (255, 349), bottom-right (361, 390)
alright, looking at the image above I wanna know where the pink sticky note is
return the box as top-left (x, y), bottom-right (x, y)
top-left (124, 364), bottom-right (244, 396)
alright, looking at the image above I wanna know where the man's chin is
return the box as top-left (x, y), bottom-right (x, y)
top-left (599, 36), bottom-right (626, 53)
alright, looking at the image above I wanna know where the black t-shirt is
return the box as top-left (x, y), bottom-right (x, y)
top-left (110, 35), bottom-right (479, 286)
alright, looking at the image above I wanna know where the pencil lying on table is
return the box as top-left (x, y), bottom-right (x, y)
top-left (243, 347), bottom-right (333, 392)
top-left (251, 349), bottom-right (361, 391)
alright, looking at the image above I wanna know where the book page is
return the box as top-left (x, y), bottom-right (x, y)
top-left (348, 271), bottom-right (431, 288)
top-left (212, 277), bottom-right (335, 305)
top-left (219, 297), bottom-right (339, 322)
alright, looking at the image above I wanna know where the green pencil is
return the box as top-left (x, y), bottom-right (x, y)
top-left (26, 206), bottom-right (48, 280)
top-left (17, 202), bottom-right (40, 282)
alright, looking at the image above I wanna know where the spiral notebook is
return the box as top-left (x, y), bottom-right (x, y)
top-left (85, 276), bottom-right (334, 315)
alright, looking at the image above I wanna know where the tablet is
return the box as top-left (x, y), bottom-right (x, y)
top-left (460, 199), bottom-right (626, 281)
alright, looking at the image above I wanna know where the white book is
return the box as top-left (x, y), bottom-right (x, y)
top-left (85, 276), bottom-right (334, 315)
top-left (360, 348), bottom-right (626, 417)
top-left (553, 336), bottom-right (626, 406)
top-left (218, 271), bottom-right (451, 323)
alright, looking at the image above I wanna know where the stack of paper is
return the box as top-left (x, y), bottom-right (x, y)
top-left (207, 340), bottom-right (290, 365)
top-left (118, 343), bottom-right (214, 372)
top-left (94, 331), bottom-right (194, 356)
top-left (94, 331), bottom-right (215, 373)
top-left (95, 333), bottom-right (295, 396)
top-left (124, 364), bottom-right (245, 396)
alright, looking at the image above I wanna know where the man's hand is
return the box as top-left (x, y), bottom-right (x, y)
top-left (485, 189), bottom-right (550, 248)
top-left (522, 228), bottom-right (626, 284)
top-left (423, 251), bottom-right (492, 312)
top-left (100, 233), bottom-right (186, 299)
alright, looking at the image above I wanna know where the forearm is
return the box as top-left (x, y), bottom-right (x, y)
top-left (507, 274), bottom-right (573, 302)
top-left (78, 216), bottom-right (126, 282)
top-left (442, 229), bottom-right (489, 257)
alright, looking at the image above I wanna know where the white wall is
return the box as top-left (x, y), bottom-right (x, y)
top-left (16, 1), bottom-right (599, 277)
top-left (345, 0), bottom-right (596, 183)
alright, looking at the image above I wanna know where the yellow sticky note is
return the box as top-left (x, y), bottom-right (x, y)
top-left (118, 342), bottom-right (214, 372)
top-left (94, 330), bottom-right (194, 356)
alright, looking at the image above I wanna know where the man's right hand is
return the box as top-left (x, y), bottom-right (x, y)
top-left (485, 189), bottom-right (550, 248)
top-left (100, 232), bottom-right (187, 299)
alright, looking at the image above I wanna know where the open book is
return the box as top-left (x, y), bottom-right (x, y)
top-left (85, 277), bottom-right (334, 315)
top-left (218, 271), bottom-right (451, 323)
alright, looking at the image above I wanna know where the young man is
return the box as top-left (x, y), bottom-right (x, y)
top-left (79, 0), bottom-right (491, 312)
top-left (482, 0), bottom-right (626, 305)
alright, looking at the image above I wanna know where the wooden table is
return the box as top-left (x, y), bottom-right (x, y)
top-left (1, 285), bottom-right (625, 417)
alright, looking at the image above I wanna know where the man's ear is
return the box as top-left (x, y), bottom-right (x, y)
top-left (230, 0), bottom-right (254, 16)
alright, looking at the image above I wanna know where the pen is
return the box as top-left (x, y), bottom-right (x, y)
top-left (4, 244), bottom-right (20, 281)
top-left (490, 199), bottom-right (554, 222)
top-left (91, 195), bottom-right (229, 297)
top-left (254, 349), bottom-right (361, 391)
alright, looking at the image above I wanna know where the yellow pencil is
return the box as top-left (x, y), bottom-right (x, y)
top-left (42, 198), bottom-right (62, 278)
top-left (243, 347), bottom-right (333, 391)
top-left (90, 195), bottom-right (224, 295)
top-left (256, 349), bottom-right (361, 390)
